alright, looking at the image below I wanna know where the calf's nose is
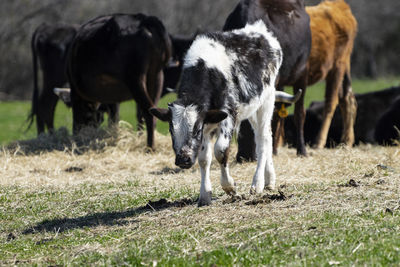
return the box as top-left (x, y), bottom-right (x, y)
top-left (175, 155), bottom-right (193, 169)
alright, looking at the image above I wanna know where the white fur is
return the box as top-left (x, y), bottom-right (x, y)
top-left (232, 20), bottom-right (281, 53)
top-left (237, 71), bottom-right (279, 122)
top-left (170, 104), bottom-right (198, 152)
top-left (184, 36), bottom-right (236, 81)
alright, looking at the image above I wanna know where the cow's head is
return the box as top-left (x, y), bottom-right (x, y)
top-left (150, 104), bottom-right (227, 169)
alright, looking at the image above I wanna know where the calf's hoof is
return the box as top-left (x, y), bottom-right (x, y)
top-left (198, 192), bottom-right (212, 207)
top-left (250, 186), bottom-right (263, 195)
top-left (222, 186), bottom-right (236, 196)
top-left (264, 184), bottom-right (275, 191)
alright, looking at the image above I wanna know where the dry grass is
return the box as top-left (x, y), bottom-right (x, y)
top-left (1, 122), bottom-right (398, 190)
top-left (1, 123), bottom-right (400, 265)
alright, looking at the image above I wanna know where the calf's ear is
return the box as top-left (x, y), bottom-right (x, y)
top-left (204, 110), bottom-right (228, 124)
top-left (149, 107), bottom-right (171, 122)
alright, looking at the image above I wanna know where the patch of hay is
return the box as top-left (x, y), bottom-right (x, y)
top-left (0, 123), bottom-right (399, 197)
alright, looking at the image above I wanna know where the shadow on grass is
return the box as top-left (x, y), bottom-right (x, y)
top-left (5, 126), bottom-right (118, 155)
top-left (22, 197), bottom-right (196, 235)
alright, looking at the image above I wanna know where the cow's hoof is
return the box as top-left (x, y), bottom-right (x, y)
top-left (296, 149), bottom-right (307, 157)
top-left (198, 192), bottom-right (212, 207)
top-left (145, 147), bottom-right (155, 153)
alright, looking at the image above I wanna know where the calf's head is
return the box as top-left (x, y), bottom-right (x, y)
top-left (150, 104), bottom-right (227, 169)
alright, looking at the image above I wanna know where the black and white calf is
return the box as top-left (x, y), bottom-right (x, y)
top-left (150, 20), bottom-right (299, 206)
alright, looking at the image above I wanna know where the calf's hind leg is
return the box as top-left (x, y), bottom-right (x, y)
top-left (249, 100), bottom-right (276, 194)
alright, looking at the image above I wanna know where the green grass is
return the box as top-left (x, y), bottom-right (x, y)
top-left (0, 77), bottom-right (398, 145)
top-left (1, 179), bottom-right (399, 265)
top-left (0, 93), bottom-right (176, 146)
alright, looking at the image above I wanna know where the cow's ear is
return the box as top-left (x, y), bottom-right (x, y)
top-left (149, 107), bottom-right (171, 122)
top-left (204, 110), bottom-right (228, 124)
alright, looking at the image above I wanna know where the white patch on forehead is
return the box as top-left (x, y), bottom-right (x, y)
top-left (183, 36), bottom-right (235, 80)
top-left (170, 104), bottom-right (199, 150)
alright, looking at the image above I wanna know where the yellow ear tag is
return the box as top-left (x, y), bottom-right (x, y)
top-left (278, 103), bottom-right (288, 118)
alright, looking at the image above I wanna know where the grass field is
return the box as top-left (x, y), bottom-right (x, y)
top-left (0, 128), bottom-right (399, 265)
top-left (0, 77), bottom-right (399, 265)
top-left (0, 76), bottom-right (398, 145)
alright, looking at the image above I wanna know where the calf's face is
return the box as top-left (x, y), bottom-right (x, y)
top-left (150, 104), bottom-right (227, 169)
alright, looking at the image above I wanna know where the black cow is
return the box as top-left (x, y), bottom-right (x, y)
top-left (223, 0), bottom-right (312, 160)
top-left (67, 13), bottom-right (172, 149)
top-left (375, 96), bottom-right (400, 145)
top-left (285, 87), bottom-right (400, 147)
top-left (27, 23), bottom-right (77, 134)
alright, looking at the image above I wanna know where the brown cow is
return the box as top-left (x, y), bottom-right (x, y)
top-left (273, 0), bottom-right (358, 153)
top-left (306, 0), bottom-right (358, 149)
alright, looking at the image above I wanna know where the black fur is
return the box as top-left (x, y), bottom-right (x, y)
top-left (67, 13), bottom-right (172, 149)
top-left (27, 23), bottom-right (78, 134)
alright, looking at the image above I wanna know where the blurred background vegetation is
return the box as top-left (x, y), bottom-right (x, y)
top-left (0, 0), bottom-right (399, 145)
top-left (0, 0), bottom-right (399, 100)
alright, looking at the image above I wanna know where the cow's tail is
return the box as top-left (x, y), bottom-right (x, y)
top-left (139, 14), bottom-right (172, 66)
top-left (26, 30), bottom-right (39, 132)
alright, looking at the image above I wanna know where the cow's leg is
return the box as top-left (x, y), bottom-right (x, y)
top-left (143, 70), bottom-right (164, 150)
top-left (198, 132), bottom-right (213, 206)
top-left (249, 97), bottom-right (276, 194)
top-left (236, 120), bottom-right (256, 162)
top-left (293, 81), bottom-right (307, 156)
top-left (129, 73), bottom-right (158, 149)
top-left (107, 103), bottom-right (120, 127)
top-left (315, 66), bottom-right (345, 149)
top-left (71, 89), bottom-right (98, 135)
top-left (272, 114), bottom-right (285, 155)
top-left (338, 68), bottom-right (357, 147)
top-left (214, 119), bottom-right (235, 196)
top-left (142, 109), bottom-right (156, 150)
top-left (272, 86), bottom-right (284, 155)
top-left (136, 106), bottom-right (145, 132)
top-left (36, 84), bottom-right (59, 134)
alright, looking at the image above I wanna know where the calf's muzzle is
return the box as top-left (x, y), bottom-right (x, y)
top-left (175, 146), bottom-right (195, 169)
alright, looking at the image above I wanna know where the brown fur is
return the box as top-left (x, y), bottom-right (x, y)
top-left (305, 0), bottom-right (358, 148)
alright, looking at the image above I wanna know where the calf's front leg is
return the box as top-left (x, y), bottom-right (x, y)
top-left (214, 124), bottom-right (236, 196)
top-left (198, 134), bottom-right (213, 206)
